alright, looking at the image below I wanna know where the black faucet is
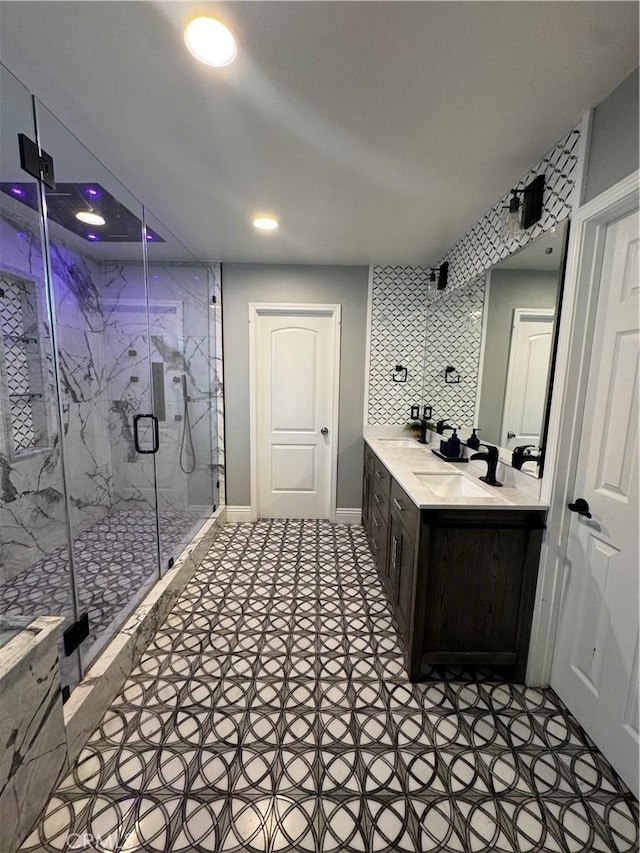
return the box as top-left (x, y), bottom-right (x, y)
top-left (436, 419), bottom-right (454, 435)
top-left (470, 443), bottom-right (503, 487)
top-left (512, 445), bottom-right (541, 471)
top-left (418, 405), bottom-right (433, 444)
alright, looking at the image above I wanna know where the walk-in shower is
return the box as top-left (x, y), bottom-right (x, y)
top-left (0, 65), bottom-right (224, 693)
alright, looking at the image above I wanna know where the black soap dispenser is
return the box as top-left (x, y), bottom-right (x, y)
top-left (445, 429), bottom-right (461, 459)
top-left (467, 429), bottom-right (481, 451)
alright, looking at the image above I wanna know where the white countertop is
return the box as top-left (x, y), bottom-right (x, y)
top-left (364, 426), bottom-right (548, 511)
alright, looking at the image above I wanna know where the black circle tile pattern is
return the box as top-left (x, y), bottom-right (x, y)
top-left (20, 520), bottom-right (638, 853)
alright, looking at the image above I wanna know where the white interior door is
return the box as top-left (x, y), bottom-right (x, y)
top-left (501, 308), bottom-right (555, 450)
top-left (255, 308), bottom-right (339, 519)
top-left (551, 209), bottom-right (639, 796)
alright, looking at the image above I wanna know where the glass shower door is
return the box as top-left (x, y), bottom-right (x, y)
top-left (34, 99), bottom-right (162, 674)
top-left (0, 66), bottom-right (82, 687)
top-left (144, 210), bottom-right (218, 574)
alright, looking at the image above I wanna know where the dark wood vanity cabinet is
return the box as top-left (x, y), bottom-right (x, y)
top-left (362, 444), bottom-right (374, 534)
top-left (362, 446), bottom-right (546, 682)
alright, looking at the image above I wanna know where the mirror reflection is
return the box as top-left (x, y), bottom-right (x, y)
top-left (422, 220), bottom-right (568, 478)
top-left (478, 221), bottom-right (567, 451)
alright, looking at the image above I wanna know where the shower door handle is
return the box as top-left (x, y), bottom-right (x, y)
top-left (133, 414), bottom-right (160, 454)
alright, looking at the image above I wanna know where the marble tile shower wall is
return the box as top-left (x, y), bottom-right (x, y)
top-left (367, 123), bottom-right (581, 425)
top-left (0, 212), bottom-right (112, 581)
top-left (1, 208), bottom-right (223, 580)
top-left (101, 261), bottom-right (221, 512)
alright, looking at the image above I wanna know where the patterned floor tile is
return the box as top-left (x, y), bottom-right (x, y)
top-left (20, 520), bottom-right (638, 853)
top-left (1, 508), bottom-right (205, 689)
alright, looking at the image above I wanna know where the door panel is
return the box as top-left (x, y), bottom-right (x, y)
top-left (272, 445), bottom-right (316, 492)
top-left (272, 328), bottom-right (317, 430)
top-left (501, 309), bottom-right (554, 449)
top-left (257, 311), bottom-right (337, 519)
top-left (551, 209), bottom-right (639, 796)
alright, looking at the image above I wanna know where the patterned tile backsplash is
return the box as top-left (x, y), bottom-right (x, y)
top-left (367, 265), bottom-right (429, 424)
top-left (423, 277), bottom-right (485, 427)
top-left (367, 123), bottom-right (581, 425)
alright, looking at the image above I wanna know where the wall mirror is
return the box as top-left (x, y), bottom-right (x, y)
top-left (422, 219), bottom-right (569, 478)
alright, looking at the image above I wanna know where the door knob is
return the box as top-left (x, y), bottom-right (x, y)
top-left (507, 431), bottom-right (516, 439)
top-left (568, 498), bottom-right (592, 518)
top-left (321, 427), bottom-right (329, 436)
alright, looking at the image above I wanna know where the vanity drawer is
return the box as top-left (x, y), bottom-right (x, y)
top-left (390, 478), bottom-right (419, 538)
top-left (372, 456), bottom-right (391, 496)
top-left (372, 475), bottom-right (390, 517)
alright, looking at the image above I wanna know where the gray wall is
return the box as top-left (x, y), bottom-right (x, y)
top-left (478, 268), bottom-right (559, 445)
top-left (584, 67), bottom-right (639, 203)
top-left (222, 263), bottom-right (369, 508)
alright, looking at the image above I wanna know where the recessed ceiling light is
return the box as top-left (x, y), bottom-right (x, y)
top-left (253, 216), bottom-right (279, 232)
top-left (184, 17), bottom-right (237, 68)
top-left (76, 211), bottom-right (105, 226)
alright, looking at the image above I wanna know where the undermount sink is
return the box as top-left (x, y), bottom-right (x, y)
top-left (413, 472), bottom-right (495, 498)
top-left (379, 437), bottom-right (423, 448)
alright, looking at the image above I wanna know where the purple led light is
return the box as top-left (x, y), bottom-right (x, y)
top-left (87, 233), bottom-right (99, 241)
top-left (11, 186), bottom-right (24, 197)
top-left (86, 187), bottom-right (99, 197)
top-left (146, 233), bottom-right (155, 241)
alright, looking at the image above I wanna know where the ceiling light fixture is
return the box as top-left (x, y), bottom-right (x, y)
top-left (76, 210), bottom-right (105, 226)
top-left (184, 17), bottom-right (237, 67)
top-left (253, 216), bottom-right (279, 232)
top-left (502, 175), bottom-right (545, 237)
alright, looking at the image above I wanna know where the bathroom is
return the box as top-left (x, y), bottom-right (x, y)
top-left (0, 3), bottom-right (638, 852)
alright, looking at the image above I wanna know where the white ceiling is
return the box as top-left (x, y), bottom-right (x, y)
top-left (0, 1), bottom-right (637, 266)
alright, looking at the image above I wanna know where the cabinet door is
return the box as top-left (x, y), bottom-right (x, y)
top-left (371, 505), bottom-right (389, 580)
top-left (362, 467), bottom-right (372, 533)
top-left (388, 514), bottom-right (403, 605)
top-left (396, 523), bottom-right (416, 641)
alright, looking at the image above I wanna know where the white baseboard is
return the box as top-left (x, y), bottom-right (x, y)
top-left (226, 505), bottom-right (255, 522)
top-left (335, 507), bottom-right (362, 525)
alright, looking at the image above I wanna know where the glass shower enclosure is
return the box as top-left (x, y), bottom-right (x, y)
top-left (0, 65), bottom-right (221, 692)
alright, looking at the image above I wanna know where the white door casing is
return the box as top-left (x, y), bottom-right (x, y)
top-left (550, 208), bottom-right (639, 796)
top-left (249, 304), bottom-right (341, 521)
top-left (501, 308), bottom-right (555, 450)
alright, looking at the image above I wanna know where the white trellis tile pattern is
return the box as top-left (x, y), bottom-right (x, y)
top-left (423, 277), bottom-right (485, 426)
top-left (367, 124), bottom-right (581, 425)
top-left (368, 266), bottom-right (429, 425)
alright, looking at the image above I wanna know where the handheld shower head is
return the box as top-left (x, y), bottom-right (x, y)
top-left (180, 374), bottom-right (196, 474)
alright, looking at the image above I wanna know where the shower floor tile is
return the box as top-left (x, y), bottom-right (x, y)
top-left (20, 520), bottom-right (638, 853)
top-left (0, 508), bottom-right (204, 677)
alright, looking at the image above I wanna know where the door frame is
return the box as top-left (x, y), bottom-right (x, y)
top-left (248, 302), bottom-right (342, 523)
top-left (527, 169), bottom-right (639, 685)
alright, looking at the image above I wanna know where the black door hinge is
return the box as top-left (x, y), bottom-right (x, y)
top-left (18, 133), bottom-right (56, 189)
top-left (167, 557), bottom-right (175, 570)
top-left (211, 295), bottom-right (217, 304)
top-left (63, 612), bottom-right (90, 656)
